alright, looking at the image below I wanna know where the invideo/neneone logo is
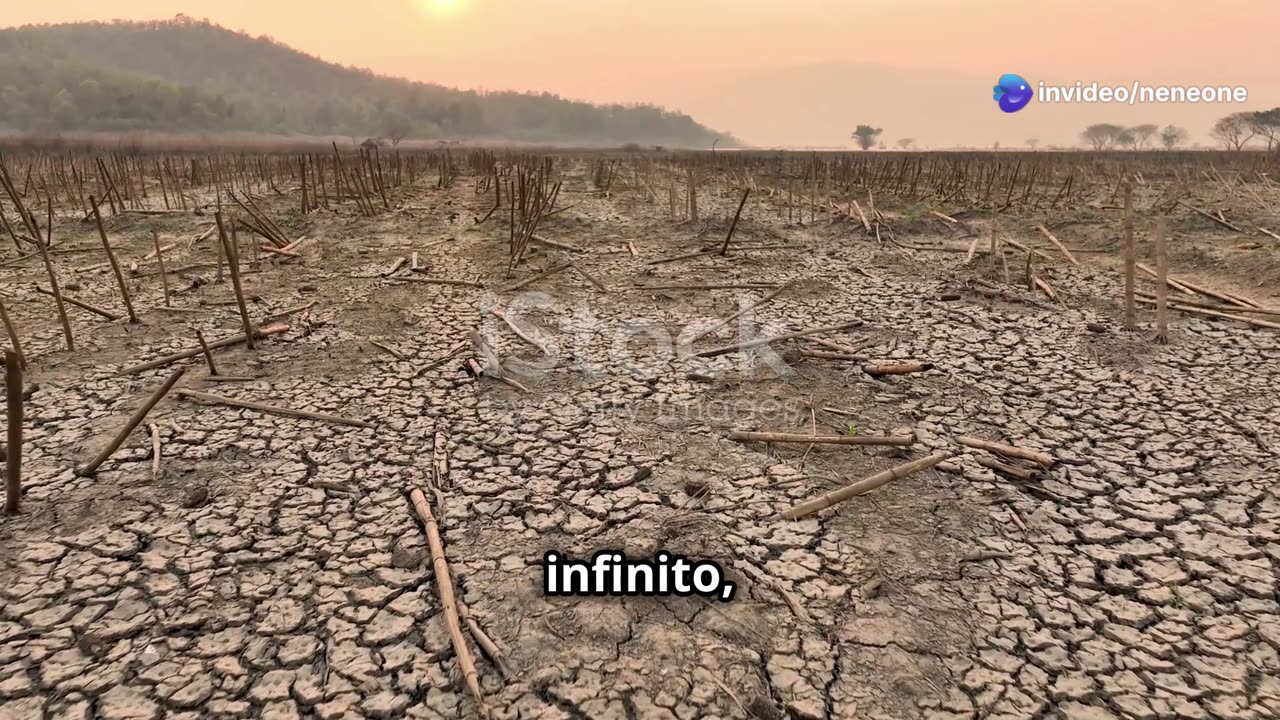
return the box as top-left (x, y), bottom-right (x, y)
top-left (994, 74), bottom-right (1032, 113)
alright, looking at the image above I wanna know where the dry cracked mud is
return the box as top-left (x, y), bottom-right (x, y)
top-left (1, 161), bottom-right (1278, 720)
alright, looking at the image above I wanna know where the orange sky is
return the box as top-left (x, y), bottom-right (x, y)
top-left (7, 1), bottom-right (1278, 146)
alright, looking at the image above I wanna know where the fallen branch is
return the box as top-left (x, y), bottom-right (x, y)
top-left (529, 234), bottom-right (583, 253)
top-left (504, 261), bottom-right (572, 292)
top-left (729, 430), bottom-right (913, 447)
top-left (148, 423), bottom-right (162, 478)
top-left (77, 367), bottom-right (186, 476)
top-left (1134, 296), bottom-right (1280, 330)
top-left (1135, 263), bottom-right (1257, 308)
top-left (34, 285), bottom-right (120, 321)
top-left (408, 488), bottom-right (491, 719)
top-left (571, 263), bottom-right (609, 292)
top-left (778, 451), bottom-right (952, 521)
top-left (395, 276), bottom-right (485, 289)
top-left (635, 283), bottom-right (779, 291)
top-left (175, 389), bottom-right (375, 429)
top-left (863, 362), bottom-right (933, 377)
top-left (974, 455), bottom-right (1040, 481)
top-left (956, 436), bottom-right (1054, 466)
top-left (1178, 200), bottom-right (1243, 232)
top-left (1035, 225), bottom-right (1079, 265)
top-left (119, 324), bottom-right (289, 375)
top-left (696, 319), bottom-right (862, 358)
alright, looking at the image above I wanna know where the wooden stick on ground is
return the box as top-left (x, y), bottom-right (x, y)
top-left (974, 455), bottom-right (1039, 481)
top-left (956, 436), bottom-right (1054, 466)
top-left (719, 188), bottom-right (751, 256)
top-left (688, 283), bottom-right (790, 344)
top-left (77, 367), bottom-right (186, 476)
top-left (571, 263), bottom-right (608, 292)
top-left (34, 286), bottom-right (120, 321)
top-left (863, 362), bottom-right (934, 377)
top-left (1134, 297), bottom-right (1280, 330)
top-left (729, 431), bottom-right (914, 446)
top-left (1154, 219), bottom-right (1169, 344)
top-left (1122, 182), bottom-right (1136, 331)
top-left (174, 389), bottom-right (375, 429)
top-left (90, 196), bottom-right (139, 324)
top-left (32, 217), bottom-right (74, 351)
top-left (0, 297), bottom-right (23, 371)
top-left (778, 451), bottom-right (951, 521)
top-left (397, 276), bottom-right (485, 289)
top-left (148, 423), bottom-right (162, 478)
top-left (370, 340), bottom-right (407, 360)
top-left (1178, 200), bottom-right (1243, 232)
top-left (4, 351), bottom-right (20, 513)
top-left (1133, 291), bottom-right (1280, 317)
top-left (408, 488), bottom-right (491, 719)
top-left (504, 261), bottom-right (572, 292)
top-left (153, 231), bottom-right (171, 307)
top-left (456, 601), bottom-right (512, 678)
top-left (696, 319), bottom-right (862, 358)
top-left (216, 212), bottom-right (255, 349)
top-left (1035, 225), bottom-right (1079, 265)
top-left (119, 324), bottom-right (289, 375)
top-left (195, 330), bottom-right (220, 375)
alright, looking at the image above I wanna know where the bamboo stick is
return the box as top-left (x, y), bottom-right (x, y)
top-left (32, 215), bottom-right (74, 351)
top-left (1035, 225), bottom-right (1079, 265)
top-left (90, 196), bottom-right (139, 324)
top-left (118, 324), bottom-right (289, 375)
top-left (34, 286), bottom-right (120, 321)
top-left (152, 231), bottom-right (171, 307)
top-left (1154, 220), bottom-right (1169, 343)
top-left (719, 188), bottom-right (750, 256)
top-left (956, 436), bottom-right (1054, 466)
top-left (408, 488), bottom-right (491, 719)
top-left (503, 261), bottom-right (572, 292)
top-left (1122, 183), bottom-right (1136, 331)
top-left (4, 351), bottom-right (20, 513)
top-left (729, 431), bottom-right (913, 446)
top-left (174, 389), bottom-right (375, 429)
top-left (76, 367), bottom-right (186, 476)
top-left (216, 212), bottom-right (255, 349)
top-left (1134, 297), bottom-right (1280, 330)
top-left (778, 451), bottom-right (951, 521)
top-left (0, 297), bottom-right (26, 371)
top-left (696, 320), bottom-right (862, 358)
top-left (863, 362), bottom-right (934, 376)
top-left (195, 330), bottom-right (220, 375)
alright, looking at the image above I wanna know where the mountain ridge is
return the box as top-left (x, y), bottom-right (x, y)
top-left (0, 16), bottom-right (736, 147)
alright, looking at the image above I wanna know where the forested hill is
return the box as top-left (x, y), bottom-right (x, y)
top-left (0, 16), bottom-right (734, 147)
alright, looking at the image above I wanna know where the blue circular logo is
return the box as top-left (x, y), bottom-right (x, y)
top-left (994, 74), bottom-right (1032, 113)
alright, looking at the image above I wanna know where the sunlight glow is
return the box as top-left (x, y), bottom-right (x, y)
top-left (417, 0), bottom-right (461, 16)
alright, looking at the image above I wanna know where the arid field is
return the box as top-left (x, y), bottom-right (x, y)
top-left (1, 146), bottom-right (1278, 720)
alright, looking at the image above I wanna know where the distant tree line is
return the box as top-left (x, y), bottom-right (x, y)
top-left (0, 17), bottom-right (733, 146)
top-left (1082, 109), bottom-right (1280, 151)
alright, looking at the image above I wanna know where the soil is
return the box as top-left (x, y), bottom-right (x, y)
top-left (1, 157), bottom-right (1278, 720)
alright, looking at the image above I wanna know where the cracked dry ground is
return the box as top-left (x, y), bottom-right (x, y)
top-left (2, 176), bottom-right (1279, 720)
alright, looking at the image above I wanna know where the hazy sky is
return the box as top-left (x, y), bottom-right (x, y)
top-left (7, 1), bottom-right (1278, 147)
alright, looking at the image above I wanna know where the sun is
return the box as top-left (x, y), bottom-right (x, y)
top-left (416, 0), bottom-right (461, 15)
